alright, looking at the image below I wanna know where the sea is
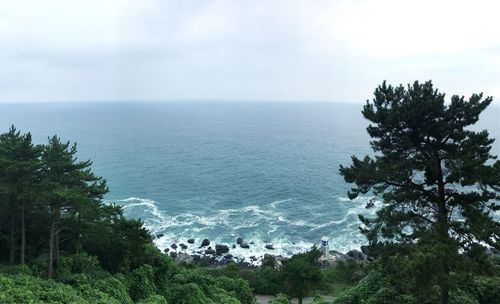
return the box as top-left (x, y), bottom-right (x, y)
top-left (1, 101), bottom-right (499, 261)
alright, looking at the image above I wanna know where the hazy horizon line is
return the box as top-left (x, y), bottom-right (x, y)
top-left (0, 99), bottom-right (361, 104)
top-left (1, 98), bottom-right (499, 106)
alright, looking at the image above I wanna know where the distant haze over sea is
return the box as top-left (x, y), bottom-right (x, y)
top-left (2, 101), bottom-right (499, 259)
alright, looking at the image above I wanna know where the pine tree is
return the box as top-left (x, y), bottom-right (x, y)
top-left (0, 126), bottom-right (42, 264)
top-left (281, 247), bottom-right (322, 304)
top-left (41, 135), bottom-right (107, 278)
top-left (340, 81), bottom-right (500, 304)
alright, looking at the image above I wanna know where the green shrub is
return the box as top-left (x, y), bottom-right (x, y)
top-left (136, 294), bottom-right (168, 304)
top-left (128, 264), bottom-right (157, 301)
top-left (93, 276), bottom-right (132, 304)
top-left (169, 282), bottom-right (214, 304)
top-left (140, 244), bottom-right (176, 296)
top-left (332, 268), bottom-right (426, 304)
top-left (334, 259), bottom-right (366, 283)
top-left (207, 287), bottom-right (241, 304)
top-left (29, 254), bottom-right (50, 277)
top-left (460, 275), bottom-right (500, 304)
top-left (57, 273), bottom-right (91, 286)
top-left (76, 282), bottom-right (121, 304)
top-left (449, 289), bottom-right (479, 304)
top-left (0, 273), bottom-right (88, 303)
top-left (214, 276), bottom-right (253, 304)
top-left (0, 264), bottom-right (32, 276)
top-left (245, 266), bottom-right (283, 295)
top-left (269, 293), bottom-right (291, 304)
top-left (54, 253), bottom-right (101, 279)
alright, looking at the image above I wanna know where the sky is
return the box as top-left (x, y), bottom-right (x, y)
top-left (0, 0), bottom-right (499, 103)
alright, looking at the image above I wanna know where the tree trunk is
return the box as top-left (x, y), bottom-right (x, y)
top-left (55, 232), bottom-right (60, 266)
top-left (9, 206), bottom-right (15, 265)
top-left (435, 155), bottom-right (450, 304)
top-left (20, 200), bottom-right (25, 265)
top-left (48, 217), bottom-right (55, 278)
top-left (440, 280), bottom-right (449, 304)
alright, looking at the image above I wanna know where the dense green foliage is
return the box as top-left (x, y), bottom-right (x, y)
top-left (281, 247), bottom-right (322, 304)
top-left (340, 81), bottom-right (500, 303)
top-left (269, 293), bottom-right (292, 304)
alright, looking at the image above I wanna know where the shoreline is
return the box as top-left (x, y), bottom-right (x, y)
top-left (155, 235), bottom-right (370, 267)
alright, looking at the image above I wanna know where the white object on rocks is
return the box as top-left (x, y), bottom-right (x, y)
top-left (321, 236), bottom-right (329, 257)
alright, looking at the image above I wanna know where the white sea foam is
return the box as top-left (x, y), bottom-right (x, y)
top-left (106, 195), bottom-right (382, 264)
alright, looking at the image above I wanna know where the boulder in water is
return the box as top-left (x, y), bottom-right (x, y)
top-left (187, 238), bottom-right (195, 244)
top-left (216, 244), bottom-right (230, 254)
top-left (200, 239), bottom-right (210, 247)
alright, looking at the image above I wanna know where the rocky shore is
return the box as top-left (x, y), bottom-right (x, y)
top-left (156, 234), bottom-right (371, 268)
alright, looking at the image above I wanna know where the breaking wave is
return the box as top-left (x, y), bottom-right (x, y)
top-left (106, 195), bottom-right (381, 262)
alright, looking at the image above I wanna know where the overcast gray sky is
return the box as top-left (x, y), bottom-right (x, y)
top-left (1, 0), bottom-right (499, 103)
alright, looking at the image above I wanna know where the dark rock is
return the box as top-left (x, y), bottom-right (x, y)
top-left (236, 237), bottom-right (244, 245)
top-left (164, 248), bottom-right (170, 253)
top-left (187, 238), bottom-right (195, 244)
top-left (485, 247), bottom-right (500, 257)
top-left (346, 250), bottom-right (367, 261)
top-left (265, 244), bottom-right (274, 250)
top-left (224, 254), bottom-right (233, 260)
top-left (232, 244), bottom-right (236, 249)
top-left (171, 243), bottom-right (178, 249)
top-left (169, 252), bottom-right (177, 258)
top-left (216, 244), bottom-right (230, 254)
top-left (330, 250), bottom-right (347, 259)
top-left (250, 241), bottom-right (254, 245)
top-left (262, 254), bottom-right (276, 267)
top-left (250, 256), bottom-right (257, 261)
top-left (175, 253), bottom-right (193, 264)
top-left (205, 249), bottom-right (216, 255)
top-left (156, 233), bottom-right (164, 238)
top-left (179, 243), bottom-right (188, 250)
top-left (263, 253), bottom-right (274, 260)
top-left (235, 261), bottom-right (256, 269)
top-left (201, 239), bottom-right (210, 247)
top-left (360, 245), bottom-right (371, 256)
top-left (240, 242), bottom-right (250, 249)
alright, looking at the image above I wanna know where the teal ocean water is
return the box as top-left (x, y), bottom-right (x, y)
top-left (1, 101), bottom-right (499, 259)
